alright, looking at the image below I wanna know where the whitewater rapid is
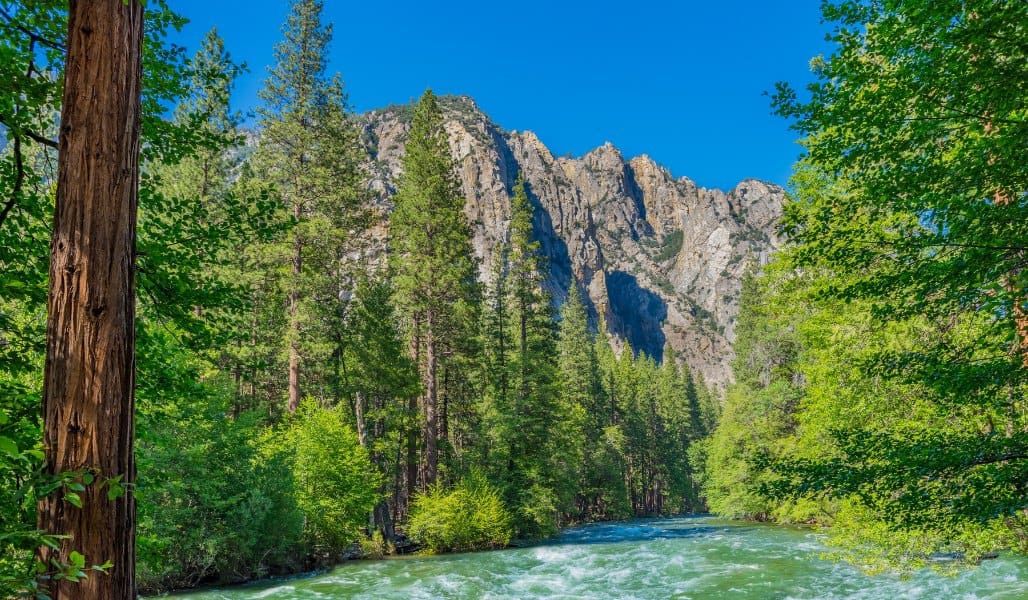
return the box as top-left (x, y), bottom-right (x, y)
top-left (167, 516), bottom-right (1028, 599)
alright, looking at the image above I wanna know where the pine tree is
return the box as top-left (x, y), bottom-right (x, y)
top-left (507, 176), bottom-right (554, 416)
top-left (341, 278), bottom-right (419, 538)
top-left (484, 248), bottom-right (510, 411)
top-left (588, 327), bottom-right (632, 518)
top-left (390, 89), bottom-right (479, 487)
top-left (491, 177), bottom-right (564, 535)
top-left (556, 286), bottom-right (607, 518)
top-left (254, 0), bottom-right (363, 413)
top-left (556, 286), bottom-right (596, 409)
top-left (480, 247), bottom-right (511, 472)
top-left (143, 29), bottom-right (280, 396)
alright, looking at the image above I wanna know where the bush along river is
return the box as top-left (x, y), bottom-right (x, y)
top-left (165, 516), bottom-right (1028, 599)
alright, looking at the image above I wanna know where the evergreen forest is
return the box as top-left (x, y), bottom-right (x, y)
top-left (0, 0), bottom-right (1025, 597)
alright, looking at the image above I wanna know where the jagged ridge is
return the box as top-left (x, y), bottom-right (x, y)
top-left (359, 95), bottom-right (785, 388)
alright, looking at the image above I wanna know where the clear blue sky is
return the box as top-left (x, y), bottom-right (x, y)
top-left (168, 0), bottom-right (832, 191)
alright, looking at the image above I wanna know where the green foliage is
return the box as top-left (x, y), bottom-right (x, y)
top-left (653, 230), bottom-right (684, 262)
top-left (135, 327), bottom-right (304, 592)
top-left (407, 474), bottom-right (513, 553)
top-left (339, 277), bottom-right (419, 537)
top-left (359, 530), bottom-right (394, 560)
top-left (705, 248), bottom-right (1027, 568)
top-left (0, 1), bottom-right (253, 594)
top-left (518, 483), bottom-right (559, 539)
top-left (389, 88), bottom-right (478, 323)
top-left (0, 2), bottom-right (746, 594)
top-left (250, 0), bottom-right (366, 410)
top-left (267, 400), bottom-right (381, 554)
top-left (710, 0), bottom-right (1028, 571)
top-left (130, 29), bottom-right (307, 593)
top-left (389, 87), bottom-right (481, 489)
top-left (477, 176), bottom-right (568, 536)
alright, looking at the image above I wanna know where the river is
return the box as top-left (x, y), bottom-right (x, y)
top-left (167, 516), bottom-right (1027, 599)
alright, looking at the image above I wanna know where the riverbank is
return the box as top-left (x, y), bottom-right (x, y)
top-left (146, 513), bottom-right (668, 596)
top-left (159, 516), bottom-right (1028, 599)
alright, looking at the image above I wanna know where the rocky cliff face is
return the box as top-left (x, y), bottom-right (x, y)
top-left (359, 95), bottom-right (785, 389)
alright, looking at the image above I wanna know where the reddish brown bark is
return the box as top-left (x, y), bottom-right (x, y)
top-left (983, 109), bottom-right (1028, 366)
top-left (288, 203), bottom-right (302, 412)
top-left (424, 313), bottom-right (438, 487)
top-left (1015, 308), bottom-right (1028, 367)
top-left (404, 319), bottom-right (420, 515)
top-left (37, 0), bottom-right (143, 597)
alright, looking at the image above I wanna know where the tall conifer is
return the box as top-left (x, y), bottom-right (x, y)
top-left (390, 89), bottom-right (478, 487)
top-left (254, 0), bottom-right (363, 412)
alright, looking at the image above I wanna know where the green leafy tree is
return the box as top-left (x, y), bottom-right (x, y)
top-left (765, 0), bottom-right (1028, 565)
top-left (262, 400), bottom-right (381, 555)
top-left (132, 30), bottom-right (307, 593)
top-left (135, 328), bottom-right (303, 593)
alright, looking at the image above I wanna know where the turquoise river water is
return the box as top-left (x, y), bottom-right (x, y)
top-left (166, 516), bottom-right (1027, 599)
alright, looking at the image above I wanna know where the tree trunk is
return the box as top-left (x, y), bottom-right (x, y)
top-left (374, 500), bottom-right (395, 541)
top-left (404, 318), bottom-right (421, 515)
top-left (993, 191), bottom-right (1028, 366)
top-left (439, 365), bottom-right (449, 454)
top-left (37, 1), bottom-right (143, 597)
top-left (287, 203), bottom-right (302, 412)
top-left (367, 393), bottom-right (395, 541)
top-left (354, 391), bottom-right (367, 447)
top-left (424, 313), bottom-right (438, 487)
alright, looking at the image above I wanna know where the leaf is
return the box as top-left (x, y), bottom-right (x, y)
top-left (65, 492), bottom-right (82, 508)
top-left (0, 436), bottom-right (18, 457)
top-left (68, 550), bottom-right (86, 568)
top-left (106, 481), bottom-right (125, 501)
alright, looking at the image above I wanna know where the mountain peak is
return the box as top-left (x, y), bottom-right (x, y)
top-left (360, 96), bottom-right (784, 387)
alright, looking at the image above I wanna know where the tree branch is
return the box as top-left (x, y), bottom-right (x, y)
top-left (0, 134), bottom-right (22, 231)
top-left (0, 115), bottom-right (58, 149)
top-left (0, 7), bottom-right (65, 52)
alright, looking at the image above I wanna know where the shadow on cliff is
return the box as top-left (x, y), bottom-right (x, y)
top-left (524, 180), bottom-right (574, 302)
top-left (605, 271), bottom-right (667, 361)
top-left (491, 126), bottom-right (576, 305)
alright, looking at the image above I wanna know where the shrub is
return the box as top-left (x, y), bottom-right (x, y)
top-left (517, 483), bottom-right (559, 539)
top-left (407, 474), bottom-right (513, 553)
top-left (653, 230), bottom-right (684, 262)
top-left (359, 530), bottom-right (394, 559)
top-left (137, 402), bottom-right (305, 593)
top-left (276, 400), bottom-right (382, 554)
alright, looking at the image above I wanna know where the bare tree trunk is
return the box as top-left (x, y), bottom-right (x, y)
top-left (424, 313), bottom-right (438, 487)
top-left (37, 1), bottom-right (143, 597)
top-left (354, 392), bottom-right (367, 447)
top-left (364, 392), bottom-right (395, 541)
top-left (404, 318), bottom-right (421, 514)
top-left (439, 365), bottom-right (449, 455)
top-left (288, 202), bottom-right (302, 412)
